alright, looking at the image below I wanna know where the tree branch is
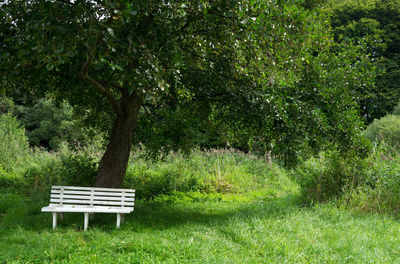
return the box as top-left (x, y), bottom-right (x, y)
top-left (80, 36), bottom-right (123, 116)
top-left (82, 75), bottom-right (123, 116)
top-left (142, 104), bottom-right (169, 125)
top-left (100, 79), bottom-right (123, 93)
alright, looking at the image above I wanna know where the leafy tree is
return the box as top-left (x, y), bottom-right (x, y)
top-left (15, 98), bottom-right (103, 150)
top-left (0, 0), bottom-right (373, 186)
top-left (329, 0), bottom-right (400, 123)
top-left (212, 41), bottom-right (374, 166)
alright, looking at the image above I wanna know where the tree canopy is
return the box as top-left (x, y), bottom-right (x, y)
top-left (329, 0), bottom-right (400, 123)
top-left (0, 0), bottom-right (374, 186)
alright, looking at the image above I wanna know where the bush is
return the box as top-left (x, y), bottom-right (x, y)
top-left (0, 193), bottom-right (22, 213)
top-left (0, 165), bottom-right (25, 194)
top-left (59, 154), bottom-right (97, 187)
top-left (21, 151), bottom-right (97, 196)
top-left (392, 101), bottom-right (400, 116)
top-left (123, 150), bottom-right (297, 200)
top-left (0, 96), bottom-right (15, 114)
top-left (342, 145), bottom-right (400, 213)
top-left (23, 158), bottom-right (63, 196)
top-left (295, 151), bottom-right (365, 203)
top-left (364, 114), bottom-right (400, 150)
top-left (0, 113), bottom-right (29, 171)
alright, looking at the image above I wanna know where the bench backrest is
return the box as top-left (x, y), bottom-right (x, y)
top-left (50, 186), bottom-right (135, 210)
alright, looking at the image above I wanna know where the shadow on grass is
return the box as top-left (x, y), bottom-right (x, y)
top-left (0, 194), bottom-right (302, 232)
top-left (124, 195), bottom-right (301, 231)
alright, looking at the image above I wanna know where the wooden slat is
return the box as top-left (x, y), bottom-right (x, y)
top-left (50, 199), bottom-right (134, 206)
top-left (51, 194), bottom-right (135, 202)
top-left (52, 186), bottom-right (135, 193)
top-left (51, 190), bottom-right (135, 197)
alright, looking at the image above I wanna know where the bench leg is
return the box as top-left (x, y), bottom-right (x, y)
top-left (90, 213), bottom-right (94, 220)
top-left (121, 214), bottom-right (124, 224)
top-left (59, 213), bottom-right (64, 221)
top-left (84, 213), bottom-right (89, 231)
top-left (116, 213), bottom-right (121, 229)
top-left (52, 212), bottom-right (57, 229)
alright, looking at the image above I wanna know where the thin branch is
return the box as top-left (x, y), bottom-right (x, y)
top-left (82, 75), bottom-right (123, 116)
top-left (134, 35), bottom-right (154, 61)
top-left (80, 35), bottom-right (123, 116)
top-left (142, 104), bottom-right (168, 125)
top-left (53, 70), bottom-right (73, 80)
top-left (81, 36), bottom-right (101, 76)
top-left (108, 70), bottom-right (116, 82)
top-left (100, 79), bottom-right (123, 93)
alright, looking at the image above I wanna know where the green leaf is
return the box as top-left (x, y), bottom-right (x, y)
top-left (1, 52), bottom-right (10, 59)
top-left (66, 51), bottom-right (78, 57)
top-left (114, 64), bottom-right (123, 71)
top-left (46, 63), bottom-right (54, 71)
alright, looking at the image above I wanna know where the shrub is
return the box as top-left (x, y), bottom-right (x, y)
top-left (0, 113), bottom-right (29, 171)
top-left (295, 151), bottom-right (365, 203)
top-left (23, 158), bottom-right (63, 196)
top-left (392, 101), bottom-right (400, 116)
top-left (342, 145), bottom-right (400, 213)
top-left (21, 150), bottom-right (97, 197)
top-left (0, 165), bottom-right (25, 194)
top-left (123, 156), bottom-right (210, 200)
top-left (0, 193), bottom-right (22, 213)
top-left (59, 153), bottom-right (97, 187)
top-left (0, 96), bottom-right (15, 114)
top-left (123, 150), bottom-right (297, 200)
top-left (364, 114), bottom-right (400, 150)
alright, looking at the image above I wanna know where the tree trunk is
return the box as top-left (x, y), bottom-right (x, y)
top-left (94, 94), bottom-right (141, 188)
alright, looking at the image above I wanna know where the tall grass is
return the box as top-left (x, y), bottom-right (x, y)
top-left (124, 149), bottom-right (297, 200)
top-left (341, 145), bottom-right (400, 213)
top-left (0, 114), bottom-right (29, 172)
top-left (294, 143), bottom-right (400, 214)
top-left (294, 150), bottom-right (365, 203)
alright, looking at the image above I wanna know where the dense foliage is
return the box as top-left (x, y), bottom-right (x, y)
top-left (329, 0), bottom-right (400, 123)
top-left (343, 145), bottom-right (400, 213)
top-left (295, 150), bottom-right (365, 202)
top-left (223, 42), bottom-right (374, 166)
top-left (124, 150), bottom-right (295, 200)
top-left (15, 98), bottom-right (104, 150)
top-left (364, 114), bottom-right (400, 150)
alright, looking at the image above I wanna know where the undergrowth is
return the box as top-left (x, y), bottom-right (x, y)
top-left (294, 144), bottom-right (400, 214)
top-left (124, 150), bottom-right (296, 200)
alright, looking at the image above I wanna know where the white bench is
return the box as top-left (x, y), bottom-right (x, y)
top-left (41, 186), bottom-right (135, 230)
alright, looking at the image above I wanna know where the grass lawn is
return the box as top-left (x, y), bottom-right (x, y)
top-left (1, 192), bottom-right (400, 263)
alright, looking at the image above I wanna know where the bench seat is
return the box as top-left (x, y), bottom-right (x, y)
top-left (41, 186), bottom-right (135, 230)
top-left (41, 205), bottom-right (133, 214)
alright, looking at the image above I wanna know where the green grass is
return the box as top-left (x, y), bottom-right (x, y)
top-left (2, 149), bottom-right (400, 263)
top-left (2, 193), bottom-right (400, 263)
top-left (124, 150), bottom-right (293, 199)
